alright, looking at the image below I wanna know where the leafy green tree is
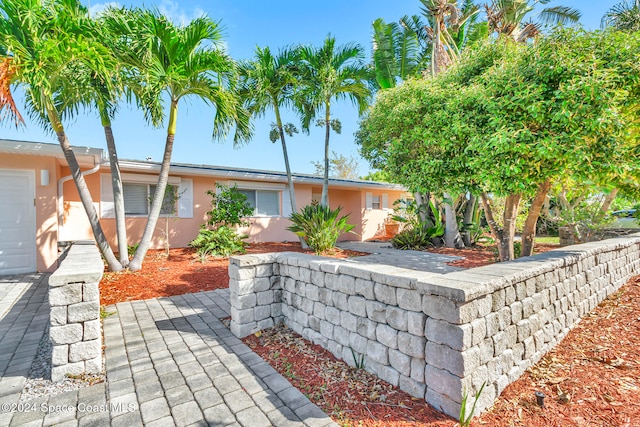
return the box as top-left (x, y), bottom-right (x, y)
top-left (120, 9), bottom-right (251, 271)
top-left (297, 35), bottom-right (371, 207)
top-left (602, 0), bottom-right (640, 32)
top-left (0, 0), bottom-right (123, 270)
top-left (358, 30), bottom-right (640, 260)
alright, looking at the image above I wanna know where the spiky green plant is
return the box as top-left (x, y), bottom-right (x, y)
top-left (287, 204), bottom-right (355, 254)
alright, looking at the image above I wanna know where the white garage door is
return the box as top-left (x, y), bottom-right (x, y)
top-left (0, 170), bottom-right (36, 275)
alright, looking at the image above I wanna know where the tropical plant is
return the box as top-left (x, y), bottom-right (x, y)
top-left (371, 17), bottom-right (421, 89)
top-left (484, 0), bottom-right (582, 42)
top-left (287, 204), bottom-right (356, 254)
top-left (190, 185), bottom-right (253, 258)
top-left (204, 184), bottom-right (254, 229)
top-left (238, 46), bottom-right (301, 221)
top-left (391, 199), bottom-right (444, 249)
top-left (297, 36), bottom-right (372, 206)
top-left (118, 8), bottom-right (251, 271)
top-left (0, 0), bottom-right (123, 270)
top-left (602, 0), bottom-right (640, 32)
top-left (189, 226), bottom-right (248, 258)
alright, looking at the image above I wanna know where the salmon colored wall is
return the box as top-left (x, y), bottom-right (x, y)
top-left (61, 170), bottom-right (409, 253)
top-left (327, 188), bottom-right (363, 241)
top-left (0, 154), bottom-right (61, 272)
top-left (361, 189), bottom-right (409, 241)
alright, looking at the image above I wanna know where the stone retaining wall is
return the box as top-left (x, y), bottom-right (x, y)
top-left (229, 234), bottom-right (640, 417)
top-left (48, 242), bottom-right (104, 382)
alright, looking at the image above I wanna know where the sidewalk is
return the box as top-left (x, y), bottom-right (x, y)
top-left (0, 275), bottom-right (337, 426)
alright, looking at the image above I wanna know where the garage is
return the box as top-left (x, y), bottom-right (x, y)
top-left (0, 169), bottom-right (36, 275)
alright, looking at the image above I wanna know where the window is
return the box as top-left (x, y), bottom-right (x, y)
top-left (123, 183), bottom-right (177, 216)
top-left (366, 192), bottom-right (389, 210)
top-left (372, 195), bottom-right (381, 210)
top-left (238, 189), bottom-right (280, 216)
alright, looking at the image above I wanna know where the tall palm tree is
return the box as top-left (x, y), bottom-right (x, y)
top-left (0, 0), bottom-right (123, 270)
top-left (602, 0), bottom-right (640, 32)
top-left (297, 36), bottom-right (371, 207)
top-left (123, 9), bottom-right (251, 271)
top-left (485, 0), bottom-right (581, 41)
top-left (238, 47), bottom-right (301, 219)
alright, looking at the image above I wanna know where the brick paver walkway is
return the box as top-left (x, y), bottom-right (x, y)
top-left (0, 275), bottom-right (336, 427)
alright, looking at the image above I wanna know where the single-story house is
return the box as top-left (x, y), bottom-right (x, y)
top-left (0, 139), bottom-right (409, 274)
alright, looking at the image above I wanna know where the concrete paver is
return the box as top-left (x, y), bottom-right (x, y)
top-left (0, 276), bottom-right (337, 427)
top-left (337, 241), bottom-right (464, 273)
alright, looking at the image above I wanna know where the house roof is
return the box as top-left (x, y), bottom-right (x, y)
top-left (118, 159), bottom-right (405, 191)
top-left (2, 139), bottom-right (405, 191)
top-left (0, 139), bottom-right (103, 167)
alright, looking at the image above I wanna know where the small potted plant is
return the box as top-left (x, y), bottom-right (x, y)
top-left (384, 215), bottom-right (400, 237)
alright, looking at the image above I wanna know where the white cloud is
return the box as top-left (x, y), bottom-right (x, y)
top-left (158, 0), bottom-right (206, 26)
top-left (88, 1), bottom-right (120, 17)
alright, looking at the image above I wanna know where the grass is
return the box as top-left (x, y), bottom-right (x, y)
top-left (535, 235), bottom-right (560, 245)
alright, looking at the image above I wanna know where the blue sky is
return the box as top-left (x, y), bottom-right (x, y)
top-left (2, 0), bottom-right (620, 176)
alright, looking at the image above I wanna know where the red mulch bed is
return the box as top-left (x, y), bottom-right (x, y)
top-left (100, 241), bottom-right (640, 426)
top-left (99, 243), bottom-right (365, 306)
top-left (429, 243), bottom-right (560, 269)
top-left (244, 325), bottom-right (454, 427)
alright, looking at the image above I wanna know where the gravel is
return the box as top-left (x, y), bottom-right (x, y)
top-left (19, 326), bottom-right (105, 402)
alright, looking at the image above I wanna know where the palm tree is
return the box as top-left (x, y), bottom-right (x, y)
top-left (122, 9), bottom-right (251, 271)
top-left (238, 46), bottom-right (301, 221)
top-left (602, 0), bottom-right (640, 32)
top-left (485, 0), bottom-right (581, 41)
top-left (371, 18), bottom-right (421, 89)
top-left (297, 36), bottom-right (371, 207)
top-left (0, 0), bottom-right (123, 271)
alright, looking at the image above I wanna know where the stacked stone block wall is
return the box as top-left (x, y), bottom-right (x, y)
top-left (49, 243), bottom-right (104, 382)
top-left (229, 234), bottom-right (640, 417)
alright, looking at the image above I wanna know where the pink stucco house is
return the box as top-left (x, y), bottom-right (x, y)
top-left (0, 139), bottom-right (408, 274)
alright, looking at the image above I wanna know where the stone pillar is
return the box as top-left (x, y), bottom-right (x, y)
top-left (48, 243), bottom-right (104, 382)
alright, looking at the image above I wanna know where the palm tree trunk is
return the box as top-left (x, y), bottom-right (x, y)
top-left (48, 107), bottom-right (122, 271)
top-left (102, 120), bottom-right (129, 267)
top-left (274, 106), bottom-right (308, 248)
top-left (320, 102), bottom-right (331, 207)
top-left (521, 179), bottom-right (551, 257)
top-left (128, 100), bottom-right (178, 271)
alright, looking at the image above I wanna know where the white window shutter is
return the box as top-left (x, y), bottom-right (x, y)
top-left (178, 179), bottom-right (193, 218)
top-left (100, 174), bottom-right (115, 218)
top-left (282, 187), bottom-right (292, 217)
top-left (365, 192), bottom-right (373, 210)
top-left (382, 193), bottom-right (389, 210)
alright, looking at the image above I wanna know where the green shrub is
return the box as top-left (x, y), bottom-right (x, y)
top-left (189, 226), bottom-right (248, 257)
top-left (287, 204), bottom-right (355, 254)
top-left (190, 185), bottom-right (253, 258)
top-left (391, 224), bottom-right (443, 250)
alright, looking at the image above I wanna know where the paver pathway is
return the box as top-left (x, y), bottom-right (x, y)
top-left (337, 241), bottom-right (463, 274)
top-left (0, 275), bottom-right (337, 427)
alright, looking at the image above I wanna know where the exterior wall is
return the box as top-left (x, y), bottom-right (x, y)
top-left (61, 169), bottom-right (407, 254)
top-left (0, 153), bottom-right (61, 272)
top-left (229, 233), bottom-right (640, 418)
top-left (361, 189), bottom-right (408, 241)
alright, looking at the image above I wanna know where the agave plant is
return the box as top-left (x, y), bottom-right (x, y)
top-left (287, 204), bottom-right (356, 254)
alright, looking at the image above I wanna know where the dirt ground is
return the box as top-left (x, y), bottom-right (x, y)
top-left (100, 242), bottom-right (640, 426)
